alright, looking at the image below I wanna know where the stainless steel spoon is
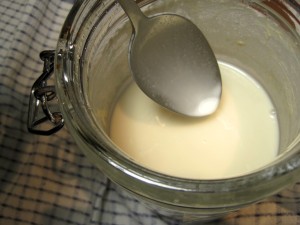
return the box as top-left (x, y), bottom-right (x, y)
top-left (118, 0), bottom-right (222, 117)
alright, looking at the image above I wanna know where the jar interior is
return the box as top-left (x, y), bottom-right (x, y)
top-left (83, 0), bottom-right (300, 167)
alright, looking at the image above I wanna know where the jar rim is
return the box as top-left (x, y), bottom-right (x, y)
top-left (55, 0), bottom-right (300, 208)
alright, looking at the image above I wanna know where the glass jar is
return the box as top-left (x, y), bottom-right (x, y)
top-left (29, 0), bottom-right (300, 222)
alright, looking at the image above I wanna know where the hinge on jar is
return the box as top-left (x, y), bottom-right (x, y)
top-left (27, 50), bottom-right (64, 135)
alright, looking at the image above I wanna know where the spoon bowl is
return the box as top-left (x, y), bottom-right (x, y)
top-left (118, 0), bottom-right (222, 117)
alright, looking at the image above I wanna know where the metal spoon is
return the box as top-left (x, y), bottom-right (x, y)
top-left (118, 0), bottom-right (222, 117)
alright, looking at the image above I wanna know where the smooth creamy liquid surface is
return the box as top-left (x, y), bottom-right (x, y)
top-left (110, 63), bottom-right (279, 179)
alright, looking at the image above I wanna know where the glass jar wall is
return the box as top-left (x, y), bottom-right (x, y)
top-left (54, 0), bottom-right (300, 222)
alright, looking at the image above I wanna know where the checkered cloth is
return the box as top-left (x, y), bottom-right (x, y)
top-left (1, 0), bottom-right (300, 224)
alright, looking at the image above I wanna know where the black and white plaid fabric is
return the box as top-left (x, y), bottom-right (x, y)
top-left (1, 0), bottom-right (300, 224)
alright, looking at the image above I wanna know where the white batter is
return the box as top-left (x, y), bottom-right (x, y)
top-left (109, 62), bottom-right (279, 179)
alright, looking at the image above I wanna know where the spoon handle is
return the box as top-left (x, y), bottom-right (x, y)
top-left (117, 0), bottom-right (147, 31)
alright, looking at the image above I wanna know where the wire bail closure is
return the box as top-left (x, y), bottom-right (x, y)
top-left (27, 50), bottom-right (64, 135)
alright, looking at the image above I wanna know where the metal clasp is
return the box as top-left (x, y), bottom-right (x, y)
top-left (27, 50), bottom-right (64, 135)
